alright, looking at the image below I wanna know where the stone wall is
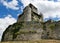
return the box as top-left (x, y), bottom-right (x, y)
top-left (1, 21), bottom-right (43, 41)
top-left (17, 3), bottom-right (43, 22)
top-left (41, 21), bottom-right (60, 40)
top-left (17, 6), bottom-right (31, 22)
top-left (3, 4), bottom-right (60, 41)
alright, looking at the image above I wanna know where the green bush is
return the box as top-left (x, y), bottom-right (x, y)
top-left (48, 24), bottom-right (55, 30)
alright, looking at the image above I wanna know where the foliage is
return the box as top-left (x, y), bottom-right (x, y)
top-left (15, 30), bottom-right (37, 35)
top-left (12, 22), bottom-right (24, 39)
top-left (48, 24), bottom-right (55, 30)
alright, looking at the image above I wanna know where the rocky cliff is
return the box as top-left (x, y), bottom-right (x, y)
top-left (1, 4), bottom-right (60, 41)
top-left (42, 20), bottom-right (60, 40)
top-left (1, 21), bottom-right (43, 41)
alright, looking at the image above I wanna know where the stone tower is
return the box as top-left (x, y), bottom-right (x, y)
top-left (17, 3), bottom-right (43, 22)
top-left (2, 4), bottom-right (60, 41)
top-left (1, 3), bottom-right (43, 41)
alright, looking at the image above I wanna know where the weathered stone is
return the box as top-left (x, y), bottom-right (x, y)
top-left (1, 4), bottom-right (43, 41)
top-left (1, 3), bottom-right (60, 41)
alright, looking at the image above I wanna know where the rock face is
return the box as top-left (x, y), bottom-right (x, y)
top-left (1, 4), bottom-right (43, 41)
top-left (2, 22), bottom-right (43, 41)
top-left (41, 20), bottom-right (60, 40)
top-left (1, 3), bottom-right (60, 41)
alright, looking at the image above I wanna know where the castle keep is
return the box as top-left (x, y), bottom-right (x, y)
top-left (1, 4), bottom-right (43, 41)
top-left (17, 4), bottom-right (43, 22)
top-left (1, 4), bottom-right (60, 41)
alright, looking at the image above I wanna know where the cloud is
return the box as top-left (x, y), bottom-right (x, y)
top-left (20, 0), bottom-right (48, 7)
top-left (57, 0), bottom-right (60, 2)
top-left (0, 15), bottom-right (17, 41)
top-left (20, 0), bottom-right (60, 20)
top-left (1, 0), bottom-right (19, 10)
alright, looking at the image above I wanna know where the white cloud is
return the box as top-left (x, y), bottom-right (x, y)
top-left (20, 0), bottom-right (48, 7)
top-left (20, 0), bottom-right (60, 20)
top-left (0, 15), bottom-right (17, 41)
top-left (1, 0), bottom-right (19, 10)
top-left (57, 0), bottom-right (60, 2)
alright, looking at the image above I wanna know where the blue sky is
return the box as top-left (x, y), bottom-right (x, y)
top-left (0, 0), bottom-right (60, 41)
top-left (0, 0), bottom-right (23, 19)
top-left (0, 0), bottom-right (60, 20)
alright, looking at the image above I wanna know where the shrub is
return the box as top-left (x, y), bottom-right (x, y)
top-left (48, 24), bottom-right (55, 30)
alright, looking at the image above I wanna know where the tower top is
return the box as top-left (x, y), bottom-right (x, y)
top-left (23, 3), bottom-right (38, 14)
top-left (28, 3), bottom-right (37, 9)
top-left (18, 3), bottom-right (43, 22)
top-left (24, 3), bottom-right (37, 10)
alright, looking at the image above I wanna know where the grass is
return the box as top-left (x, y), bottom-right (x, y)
top-left (1, 40), bottom-right (60, 43)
